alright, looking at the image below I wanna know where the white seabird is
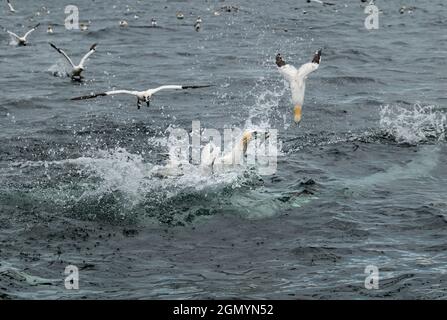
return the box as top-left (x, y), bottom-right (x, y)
top-left (194, 16), bottom-right (202, 32)
top-left (119, 20), bottom-right (128, 27)
top-left (6, 23), bottom-right (40, 46)
top-left (276, 49), bottom-right (322, 123)
top-left (6, 0), bottom-right (15, 12)
top-left (176, 11), bottom-right (184, 19)
top-left (201, 130), bottom-right (269, 173)
top-left (49, 42), bottom-right (97, 80)
top-left (151, 18), bottom-right (158, 27)
top-left (71, 84), bottom-right (212, 109)
top-left (47, 25), bottom-right (53, 34)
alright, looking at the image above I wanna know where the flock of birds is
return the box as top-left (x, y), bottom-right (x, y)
top-left (2, 0), bottom-right (323, 172)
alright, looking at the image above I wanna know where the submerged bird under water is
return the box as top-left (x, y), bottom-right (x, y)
top-left (276, 49), bottom-right (322, 123)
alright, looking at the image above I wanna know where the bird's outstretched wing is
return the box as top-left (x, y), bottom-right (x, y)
top-left (49, 43), bottom-right (75, 68)
top-left (23, 23), bottom-right (39, 39)
top-left (6, 0), bottom-right (16, 12)
top-left (71, 90), bottom-right (138, 100)
top-left (276, 53), bottom-right (298, 83)
top-left (149, 84), bottom-right (212, 95)
top-left (297, 49), bottom-right (322, 78)
top-left (6, 30), bottom-right (20, 40)
top-left (79, 43), bottom-right (97, 68)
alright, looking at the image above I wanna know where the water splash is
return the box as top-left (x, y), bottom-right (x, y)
top-left (379, 104), bottom-right (446, 144)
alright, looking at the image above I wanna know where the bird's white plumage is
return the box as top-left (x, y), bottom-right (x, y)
top-left (79, 49), bottom-right (96, 68)
top-left (56, 48), bottom-right (75, 67)
top-left (6, 30), bottom-right (20, 40)
top-left (50, 43), bottom-right (97, 78)
top-left (278, 58), bottom-right (320, 106)
top-left (23, 28), bottom-right (37, 39)
top-left (6, 24), bottom-right (39, 45)
top-left (148, 85), bottom-right (183, 95)
top-left (6, 0), bottom-right (15, 12)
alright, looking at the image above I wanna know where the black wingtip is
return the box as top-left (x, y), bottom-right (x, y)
top-left (312, 49), bottom-right (322, 64)
top-left (34, 23), bottom-right (40, 29)
top-left (90, 43), bottom-right (97, 51)
top-left (49, 42), bottom-right (60, 52)
top-left (71, 92), bottom-right (106, 101)
top-left (182, 85), bottom-right (213, 90)
top-left (276, 53), bottom-right (286, 67)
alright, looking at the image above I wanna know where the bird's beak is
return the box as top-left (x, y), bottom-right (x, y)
top-left (294, 105), bottom-right (302, 123)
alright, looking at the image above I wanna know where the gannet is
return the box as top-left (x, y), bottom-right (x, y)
top-left (200, 130), bottom-right (270, 174)
top-left (119, 20), bottom-right (128, 27)
top-left (194, 16), bottom-right (202, 32)
top-left (151, 18), bottom-right (157, 27)
top-left (6, 23), bottom-right (40, 46)
top-left (80, 23), bottom-right (88, 31)
top-left (71, 84), bottom-right (212, 109)
top-left (276, 49), bottom-right (322, 123)
top-left (6, 0), bottom-right (15, 12)
top-left (49, 43), bottom-right (97, 80)
top-left (47, 25), bottom-right (53, 34)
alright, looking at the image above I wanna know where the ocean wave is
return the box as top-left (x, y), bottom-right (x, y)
top-left (379, 104), bottom-right (446, 144)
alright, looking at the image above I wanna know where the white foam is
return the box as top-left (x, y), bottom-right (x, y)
top-left (380, 104), bottom-right (446, 144)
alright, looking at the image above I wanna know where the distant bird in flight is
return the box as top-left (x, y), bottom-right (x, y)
top-left (5, 23), bottom-right (40, 46)
top-left (6, 0), bottom-right (15, 12)
top-left (49, 43), bottom-right (97, 81)
top-left (71, 85), bottom-right (212, 109)
top-left (276, 49), bottom-right (322, 123)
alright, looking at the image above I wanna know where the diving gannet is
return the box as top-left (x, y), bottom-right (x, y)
top-left (6, 0), bottom-right (15, 12)
top-left (6, 23), bottom-right (40, 46)
top-left (276, 49), bottom-right (322, 123)
top-left (201, 130), bottom-right (269, 173)
top-left (194, 16), bottom-right (202, 32)
top-left (49, 42), bottom-right (97, 80)
top-left (71, 85), bottom-right (212, 109)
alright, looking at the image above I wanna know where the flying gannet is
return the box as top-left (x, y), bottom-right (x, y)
top-left (276, 49), bottom-right (322, 123)
top-left (49, 42), bottom-right (97, 80)
top-left (71, 85), bottom-right (212, 109)
top-left (6, 0), bottom-right (15, 12)
top-left (6, 23), bottom-right (40, 46)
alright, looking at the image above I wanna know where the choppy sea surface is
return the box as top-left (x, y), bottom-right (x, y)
top-left (0, 0), bottom-right (446, 299)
